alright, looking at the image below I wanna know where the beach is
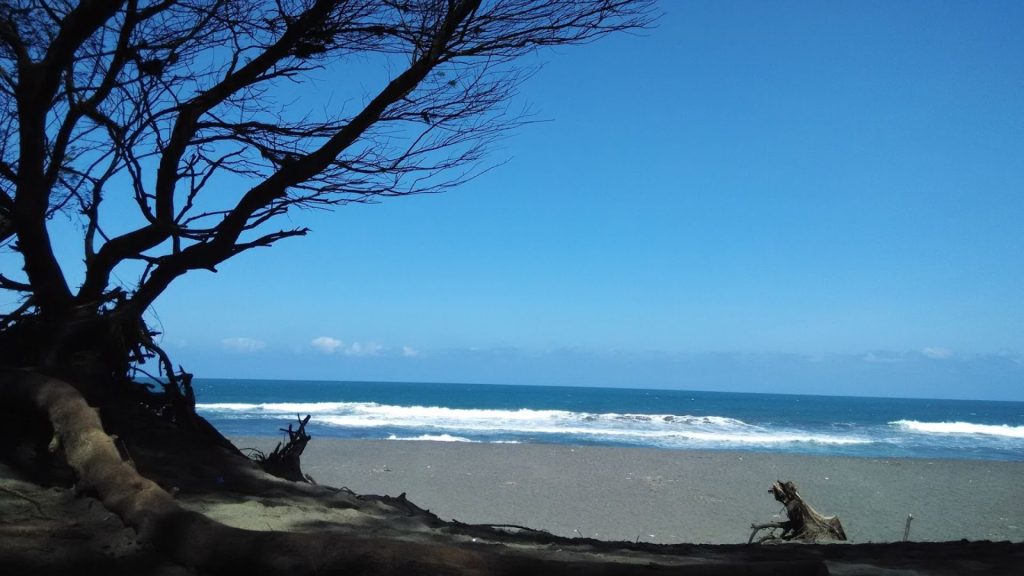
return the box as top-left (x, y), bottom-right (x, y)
top-left (5, 440), bottom-right (1024, 576)
top-left (235, 437), bottom-right (1024, 545)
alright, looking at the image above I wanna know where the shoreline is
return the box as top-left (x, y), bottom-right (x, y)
top-left (234, 436), bottom-right (1024, 545)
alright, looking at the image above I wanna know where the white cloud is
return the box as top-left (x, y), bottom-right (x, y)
top-left (310, 337), bottom-right (384, 356)
top-left (345, 342), bottom-right (383, 357)
top-left (922, 347), bottom-right (954, 360)
top-left (221, 337), bottom-right (266, 353)
top-left (402, 346), bottom-right (419, 357)
top-left (862, 351), bottom-right (904, 363)
top-left (311, 336), bottom-right (344, 354)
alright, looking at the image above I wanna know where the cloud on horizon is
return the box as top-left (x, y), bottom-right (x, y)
top-left (311, 336), bottom-right (344, 354)
top-left (221, 337), bottom-right (266, 353)
top-left (922, 347), bottom-right (954, 360)
top-left (345, 342), bottom-right (383, 357)
top-left (310, 336), bottom-right (385, 357)
top-left (176, 344), bottom-right (1023, 401)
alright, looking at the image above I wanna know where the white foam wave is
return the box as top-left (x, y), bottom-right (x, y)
top-left (315, 415), bottom-right (867, 445)
top-left (891, 420), bottom-right (1024, 439)
top-left (386, 434), bottom-right (476, 442)
top-left (198, 401), bottom-right (870, 447)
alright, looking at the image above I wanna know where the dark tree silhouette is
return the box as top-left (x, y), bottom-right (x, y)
top-left (0, 1), bottom-right (666, 574)
top-left (1, 0), bottom-right (651, 391)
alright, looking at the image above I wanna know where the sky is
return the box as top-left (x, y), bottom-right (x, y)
top-left (10, 1), bottom-right (1024, 400)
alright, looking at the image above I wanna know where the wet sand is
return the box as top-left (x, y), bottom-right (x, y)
top-left (234, 438), bottom-right (1024, 545)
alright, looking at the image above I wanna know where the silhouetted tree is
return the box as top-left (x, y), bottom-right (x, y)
top-left (0, 2), bottom-right (657, 573)
top-left (2, 0), bottom-right (650, 392)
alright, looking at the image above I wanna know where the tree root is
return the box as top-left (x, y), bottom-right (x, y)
top-left (252, 414), bottom-right (312, 482)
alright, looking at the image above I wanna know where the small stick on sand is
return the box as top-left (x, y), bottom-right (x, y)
top-left (903, 514), bottom-right (914, 542)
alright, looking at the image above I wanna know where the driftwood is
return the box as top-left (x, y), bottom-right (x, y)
top-left (252, 414), bottom-right (313, 483)
top-left (749, 480), bottom-right (847, 544)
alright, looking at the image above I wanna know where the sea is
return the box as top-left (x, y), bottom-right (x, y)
top-left (193, 379), bottom-right (1024, 462)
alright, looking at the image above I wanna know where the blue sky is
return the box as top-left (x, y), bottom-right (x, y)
top-left (15, 1), bottom-right (1024, 399)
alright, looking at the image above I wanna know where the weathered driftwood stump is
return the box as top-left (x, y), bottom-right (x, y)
top-left (749, 480), bottom-right (847, 544)
top-left (253, 414), bottom-right (313, 483)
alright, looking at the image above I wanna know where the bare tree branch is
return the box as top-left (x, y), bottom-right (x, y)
top-left (1, 0), bottom-right (655, 344)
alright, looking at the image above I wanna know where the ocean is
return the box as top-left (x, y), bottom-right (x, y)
top-left (194, 379), bottom-right (1024, 462)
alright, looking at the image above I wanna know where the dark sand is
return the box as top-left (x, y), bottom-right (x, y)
top-left (234, 437), bottom-right (1024, 545)
top-left (5, 443), bottom-right (1024, 575)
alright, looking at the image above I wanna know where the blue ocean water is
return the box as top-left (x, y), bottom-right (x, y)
top-left (194, 379), bottom-right (1024, 462)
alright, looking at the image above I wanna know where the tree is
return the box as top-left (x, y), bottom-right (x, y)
top-left (0, 0), bottom-right (652, 390)
top-left (0, 1), bottom-right (661, 573)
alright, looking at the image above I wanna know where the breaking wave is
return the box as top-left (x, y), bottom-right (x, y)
top-left (891, 420), bottom-right (1024, 439)
top-left (197, 401), bottom-right (871, 448)
top-left (385, 434), bottom-right (477, 442)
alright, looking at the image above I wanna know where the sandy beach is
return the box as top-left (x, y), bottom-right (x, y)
top-left (234, 437), bottom-right (1024, 545)
top-left (5, 439), bottom-right (1024, 575)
